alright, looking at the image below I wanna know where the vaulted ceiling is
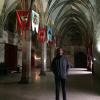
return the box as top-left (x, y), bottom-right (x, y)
top-left (47, 0), bottom-right (96, 46)
top-left (0, 0), bottom-right (97, 47)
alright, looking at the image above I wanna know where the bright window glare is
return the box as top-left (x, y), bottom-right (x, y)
top-left (68, 68), bottom-right (92, 75)
top-left (94, 57), bottom-right (96, 61)
top-left (96, 42), bottom-right (100, 52)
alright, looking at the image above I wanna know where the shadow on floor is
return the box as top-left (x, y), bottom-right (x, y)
top-left (68, 73), bottom-right (100, 95)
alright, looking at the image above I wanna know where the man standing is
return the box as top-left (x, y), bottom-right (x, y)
top-left (51, 48), bottom-right (69, 100)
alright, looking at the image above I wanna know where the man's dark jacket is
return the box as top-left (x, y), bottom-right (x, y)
top-left (51, 55), bottom-right (69, 79)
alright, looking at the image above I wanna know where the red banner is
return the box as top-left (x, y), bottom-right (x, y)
top-left (16, 10), bottom-right (31, 31)
top-left (48, 40), bottom-right (55, 45)
top-left (38, 28), bottom-right (46, 43)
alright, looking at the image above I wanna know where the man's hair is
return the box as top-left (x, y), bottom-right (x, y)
top-left (56, 47), bottom-right (63, 55)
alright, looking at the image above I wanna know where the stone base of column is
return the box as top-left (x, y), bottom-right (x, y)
top-left (18, 77), bottom-right (31, 84)
top-left (87, 66), bottom-right (91, 71)
top-left (39, 70), bottom-right (46, 76)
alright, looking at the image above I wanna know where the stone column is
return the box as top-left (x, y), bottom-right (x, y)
top-left (8, 31), bottom-right (14, 44)
top-left (40, 41), bottom-right (47, 75)
top-left (49, 45), bottom-right (56, 71)
top-left (19, 30), bottom-right (31, 83)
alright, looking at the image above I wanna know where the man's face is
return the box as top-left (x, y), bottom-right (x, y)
top-left (56, 48), bottom-right (63, 56)
top-left (59, 48), bottom-right (63, 55)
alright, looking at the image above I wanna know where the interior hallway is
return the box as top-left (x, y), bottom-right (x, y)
top-left (0, 68), bottom-right (100, 100)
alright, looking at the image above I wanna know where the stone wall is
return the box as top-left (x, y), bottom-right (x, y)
top-left (93, 0), bottom-right (100, 78)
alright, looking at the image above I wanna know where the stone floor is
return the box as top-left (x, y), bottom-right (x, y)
top-left (0, 68), bottom-right (100, 100)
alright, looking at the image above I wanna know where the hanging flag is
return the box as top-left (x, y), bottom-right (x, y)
top-left (32, 10), bottom-right (39, 33)
top-left (47, 26), bottom-right (53, 42)
top-left (47, 26), bottom-right (55, 45)
top-left (38, 28), bottom-right (46, 43)
top-left (16, 10), bottom-right (31, 31)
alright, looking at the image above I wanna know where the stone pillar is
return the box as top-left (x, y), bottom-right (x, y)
top-left (93, 37), bottom-right (100, 76)
top-left (49, 45), bottom-right (56, 71)
top-left (19, 30), bottom-right (31, 83)
top-left (51, 45), bottom-right (55, 60)
top-left (40, 41), bottom-right (47, 75)
top-left (8, 31), bottom-right (15, 44)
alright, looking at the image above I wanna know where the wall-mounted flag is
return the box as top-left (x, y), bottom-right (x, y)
top-left (32, 10), bottom-right (39, 33)
top-left (47, 27), bottom-right (53, 42)
top-left (47, 26), bottom-right (55, 45)
top-left (38, 28), bottom-right (46, 43)
top-left (16, 10), bottom-right (31, 31)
